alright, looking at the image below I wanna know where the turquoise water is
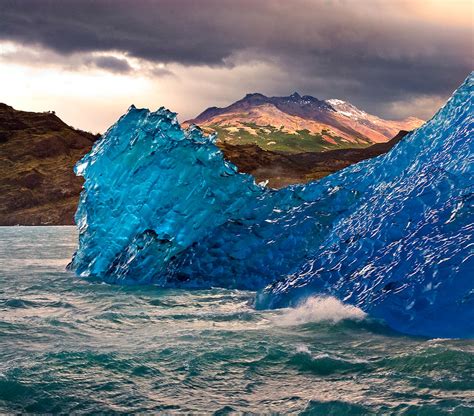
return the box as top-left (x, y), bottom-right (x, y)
top-left (0, 227), bottom-right (473, 414)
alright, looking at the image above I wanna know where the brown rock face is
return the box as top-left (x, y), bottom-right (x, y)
top-left (0, 104), bottom-right (99, 225)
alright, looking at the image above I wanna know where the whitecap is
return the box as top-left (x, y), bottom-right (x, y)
top-left (275, 296), bottom-right (366, 326)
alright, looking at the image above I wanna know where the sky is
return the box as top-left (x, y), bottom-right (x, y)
top-left (0, 0), bottom-right (472, 133)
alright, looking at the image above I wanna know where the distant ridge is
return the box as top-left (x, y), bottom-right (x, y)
top-left (184, 92), bottom-right (423, 153)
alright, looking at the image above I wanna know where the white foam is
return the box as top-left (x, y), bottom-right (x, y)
top-left (275, 296), bottom-right (366, 326)
top-left (295, 344), bottom-right (311, 354)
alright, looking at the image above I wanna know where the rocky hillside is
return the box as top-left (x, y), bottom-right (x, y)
top-left (219, 130), bottom-right (410, 188)
top-left (184, 92), bottom-right (423, 153)
top-left (0, 104), bottom-right (99, 225)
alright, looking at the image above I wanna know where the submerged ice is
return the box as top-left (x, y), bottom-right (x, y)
top-left (71, 74), bottom-right (474, 338)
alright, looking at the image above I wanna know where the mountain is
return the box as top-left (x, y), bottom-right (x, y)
top-left (0, 104), bottom-right (99, 225)
top-left (184, 93), bottom-right (423, 153)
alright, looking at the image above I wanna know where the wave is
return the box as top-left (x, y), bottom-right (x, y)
top-left (274, 296), bottom-right (366, 326)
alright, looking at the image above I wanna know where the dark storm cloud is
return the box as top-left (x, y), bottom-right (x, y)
top-left (86, 56), bottom-right (132, 73)
top-left (0, 0), bottom-right (472, 118)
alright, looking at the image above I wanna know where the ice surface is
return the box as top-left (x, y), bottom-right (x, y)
top-left (71, 74), bottom-right (473, 337)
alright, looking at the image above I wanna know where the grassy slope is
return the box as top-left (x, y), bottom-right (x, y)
top-left (206, 122), bottom-right (371, 153)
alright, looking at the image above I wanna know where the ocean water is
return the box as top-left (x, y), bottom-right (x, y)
top-left (0, 227), bottom-right (472, 415)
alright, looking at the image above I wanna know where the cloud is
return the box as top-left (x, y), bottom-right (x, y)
top-left (0, 0), bottom-right (471, 121)
top-left (86, 56), bottom-right (132, 73)
top-left (382, 94), bottom-right (447, 121)
top-left (0, 41), bottom-right (176, 79)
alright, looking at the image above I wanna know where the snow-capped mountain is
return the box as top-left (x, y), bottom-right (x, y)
top-left (184, 93), bottom-right (424, 153)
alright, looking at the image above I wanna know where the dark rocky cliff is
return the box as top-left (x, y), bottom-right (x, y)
top-left (0, 104), bottom-right (98, 225)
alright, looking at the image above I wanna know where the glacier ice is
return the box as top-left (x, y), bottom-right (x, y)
top-left (71, 73), bottom-right (474, 338)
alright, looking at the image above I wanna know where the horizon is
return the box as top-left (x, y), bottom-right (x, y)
top-left (1, 0), bottom-right (472, 133)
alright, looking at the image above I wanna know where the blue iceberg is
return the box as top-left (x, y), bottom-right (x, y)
top-left (71, 73), bottom-right (474, 338)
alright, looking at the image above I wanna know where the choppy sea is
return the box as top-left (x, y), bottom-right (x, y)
top-left (0, 226), bottom-right (472, 414)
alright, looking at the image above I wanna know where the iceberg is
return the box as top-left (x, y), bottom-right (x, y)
top-left (71, 73), bottom-right (474, 338)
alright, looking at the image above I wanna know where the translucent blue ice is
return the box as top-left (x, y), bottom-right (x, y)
top-left (71, 73), bottom-right (474, 338)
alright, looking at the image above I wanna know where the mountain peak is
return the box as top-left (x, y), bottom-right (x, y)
top-left (326, 99), bottom-right (346, 106)
top-left (244, 93), bottom-right (267, 99)
top-left (185, 91), bottom-right (424, 146)
top-left (324, 98), bottom-right (368, 119)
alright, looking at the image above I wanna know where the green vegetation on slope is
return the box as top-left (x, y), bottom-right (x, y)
top-left (207, 122), bottom-right (371, 153)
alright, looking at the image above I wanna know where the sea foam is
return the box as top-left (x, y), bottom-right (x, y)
top-left (275, 296), bottom-right (366, 326)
